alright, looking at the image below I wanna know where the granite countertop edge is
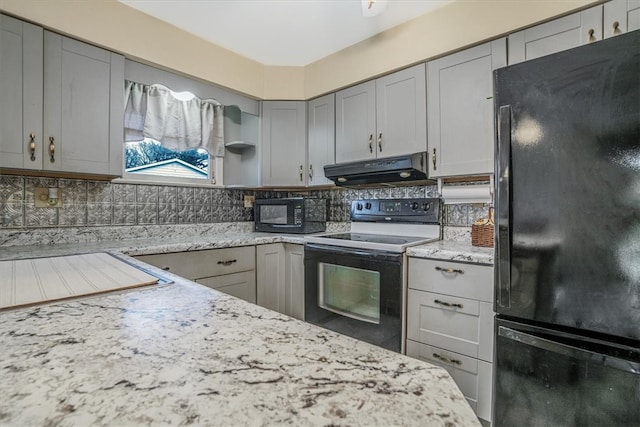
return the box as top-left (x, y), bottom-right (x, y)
top-left (407, 240), bottom-right (495, 265)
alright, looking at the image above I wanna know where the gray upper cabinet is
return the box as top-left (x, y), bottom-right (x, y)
top-left (0, 15), bottom-right (124, 176)
top-left (508, 0), bottom-right (638, 65)
top-left (604, 0), bottom-right (640, 36)
top-left (335, 64), bottom-right (426, 163)
top-left (261, 101), bottom-right (307, 187)
top-left (307, 94), bottom-right (335, 187)
top-left (0, 14), bottom-right (43, 171)
top-left (43, 31), bottom-right (124, 175)
top-left (427, 39), bottom-right (506, 178)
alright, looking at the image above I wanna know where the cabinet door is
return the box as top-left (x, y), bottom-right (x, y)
top-left (256, 243), bottom-right (286, 313)
top-left (307, 94), bottom-right (335, 186)
top-left (508, 5), bottom-right (602, 65)
top-left (43, 31), bottom-right (124, 175)
top-left (427, 39), bottom-right (506, 177)
top-left (284, 243), bottom-right (304, 320)
top-left (196, 271), bottom-right (256, 304)
top-left (375, 64), bottom-right (427, 158)
top-left (0, 15), bottom-right (43, 170)
top-left (261, 101), bottom-right (307, 186)
top-left (604, 0), bottom-right (640, 37)
top-left (335, 80), bottom-right (376, 163)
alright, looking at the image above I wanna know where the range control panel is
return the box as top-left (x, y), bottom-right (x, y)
top-left (351, 198), bottom-right (441, 224)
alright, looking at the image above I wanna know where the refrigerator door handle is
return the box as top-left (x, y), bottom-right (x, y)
top-left (496, 105), bottom-right (511, 308)
top-left (498, 326), bottom-right (640, 375)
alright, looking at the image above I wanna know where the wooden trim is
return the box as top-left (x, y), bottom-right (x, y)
top-left (0, 168), bottom-right (118, 181)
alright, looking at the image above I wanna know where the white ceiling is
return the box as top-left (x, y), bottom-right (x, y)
top-left (119, 0), bottom-right (451, 66)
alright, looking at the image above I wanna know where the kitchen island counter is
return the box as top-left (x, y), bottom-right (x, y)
top-left (0, 253), bottom-right (479, 426)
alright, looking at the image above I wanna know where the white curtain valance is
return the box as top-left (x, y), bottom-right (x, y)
top-left (124, 80), bottom-right (225, 157)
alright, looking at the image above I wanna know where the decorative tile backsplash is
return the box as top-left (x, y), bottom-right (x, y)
top-left (0, 174), bottom-right (489, 229)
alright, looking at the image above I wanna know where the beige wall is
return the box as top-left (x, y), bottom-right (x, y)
top-left (1, 0), bottom-right (598, 101)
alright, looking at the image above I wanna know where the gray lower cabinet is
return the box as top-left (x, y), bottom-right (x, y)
top-left (508, 0), bottom-right (639, 65)
top-left (406, 257), bottom-right (494, 424)
top-left (135, 246), bottom-right (257, 304)
top-left (427, 38), bottom-right (506, 178)
top-left (261, 101), bottom-right (307, 187)
top-left (0, 14), bottom-right (124, 176)
top-left (306, 94), bottom-right (335, 187)
top-left (335, 64), bottom-right (426, 163)
top-left (256, 243), bottom-right (305, 320)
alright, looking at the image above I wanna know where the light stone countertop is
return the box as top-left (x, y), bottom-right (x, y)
top-left (0, 252), bottom-right (480, 426)
top-left (407, 240), bottom-right (494, 265)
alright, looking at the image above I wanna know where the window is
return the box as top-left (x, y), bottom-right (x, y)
top-left (121, 81), bottom-right (224, 186)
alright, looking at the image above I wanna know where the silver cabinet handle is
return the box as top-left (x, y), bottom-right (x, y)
top-left (28, 133), bottom-right (36, 162)
top-left (434, 299), bottom-right (463, 309)
top-left (299, 165), bottom-right (303, 182)
top-left (497, 105), bottom-right (511, 308)
top-left (434, 266), bottom-right (464, 274)
top-left (309, 164), bottom-right (313, 180)
top-left (378, 133), bottom-right (382, 152)
top-left (162, 266), bottom-right (171, 271)
top-left (432, 353), bottom-right (461, 365)
top-left (49, 136), bottom-right (55, 163)
top-left (217, 259), bottom-right (237, 266)
top-left (432, 148), bottom-right (437, 170)
top-left (368, 134), bottom-right (373, 153)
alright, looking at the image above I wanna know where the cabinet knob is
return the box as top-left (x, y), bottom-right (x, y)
top-left (378, 133), bottom-right (382, 152)
top-left (49, 137), bottom-right (56, 163)
top-left (368, 134), bottom-right (373, 153)
top-left (28, 133), bottom-right (36, 162)
top-left (613, 21), bottom-right (621, 35)
top-left (162, 266), bottom-right (171, 271)
top-left (588, 28), bottom-right (597, 43)
top-left (309, 164), bottom-right (314, 180)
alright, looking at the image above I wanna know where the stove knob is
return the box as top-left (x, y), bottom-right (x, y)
top-left (365, 202), bottom-right (372, 210)
top-left (422, 202), bottom-right (430, 211)
top-left (356, 203), bottom-right (363, 211)
top-left (411, 202), bottom-right (420, 210)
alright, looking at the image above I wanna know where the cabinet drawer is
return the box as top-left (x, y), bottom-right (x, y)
top-left (407, 340), bottom-right (493, 422)
top-left (136, 246), bottom-right (255, 280)
top-left (407, 289), bottom-right (494, 362)
top-left (408, 258), bottom-right (493, 302)
top-left (196, 271), bottom-right (256, 304)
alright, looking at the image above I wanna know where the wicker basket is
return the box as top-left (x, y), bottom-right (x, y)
top-left (471, 208), bottom-right (494, 248)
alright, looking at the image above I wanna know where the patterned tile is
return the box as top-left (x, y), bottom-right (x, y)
top-left (112, 184), bottom-right (136, 204)
top-left (158, 186), bottom-right (177, 204)
top-left (25, 204), bottom-right (58, 227)
top-left (58, 179), bottom-right (87, 204)
top-left (158, 203), bottom-right (177, 224)
top-left (195, 204), bottom-right (212, 223)
top-left (177, 187), bottom-right (195, 205)
top-left (87, 181), bottom-right (113, 204)
top-left (0, 176), bottom-right (24, 203)
top-left (58, 204), bottom-right (87, 226)
top-left (406, 185), bottom-right (427, 198)
top-left (211, 189), bottom-right (225, 206)
top-left (212, 204), bottom-right (227, 222)
top-left (227, 205), bottom-right (243, 222)
top-left (136, 203), bottom-right (158, 225)
top-left (136, 185), bottom-right (158, 204)
top-left (194, 187), bottom-right (212, 205)
top-left (1, 202), bottom-right (24, 228)
top-left (446, 204), bottom-right (470, 226)
top-left (469, 204), bottom-right (490, 224)
top-left (113, 204), bottom-right (136, 225)
top-left (425, 185), bottom-right (439, 197)
top-left (177, 204), bottom-right (195, 224)
top-left (87, 203), bottom-right (112, 226)
top-left (25, 177), bottom-right (58, 203)
top-left (242, 207), bottom-right (254, 222)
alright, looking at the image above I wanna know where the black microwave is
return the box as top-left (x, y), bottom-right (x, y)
top-left (254, 198), bottom-right (327, 234)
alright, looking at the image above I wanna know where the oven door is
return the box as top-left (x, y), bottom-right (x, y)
top-left (304, 243), bottom-right (403, 352)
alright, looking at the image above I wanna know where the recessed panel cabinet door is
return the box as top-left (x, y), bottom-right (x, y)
top-left (307, 94), bottom-right (335, 186)
top-left (0, 14), bottom-right (43, 170)
top-left (427, 38), bottom-right (506, 177)
top-left (335, 80), bottom-right (376, 163)
top-left (43, 31), bottom-right (123, 175)
top-left (375, 63), bottom-right (426, 158)
top-left (508, 5), bottom-right (602, 65)
top-left (604, 0), bottom-right (640, 36)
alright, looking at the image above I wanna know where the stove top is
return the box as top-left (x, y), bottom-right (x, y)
top-left (304, 198), bottom-right (442, 253)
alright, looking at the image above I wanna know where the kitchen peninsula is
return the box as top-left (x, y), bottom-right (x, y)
top-left (0, 232), bottom-right (479, 426)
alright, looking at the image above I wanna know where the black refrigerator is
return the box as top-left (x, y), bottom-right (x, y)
top-left (493, 30), bottom-right (640, 426)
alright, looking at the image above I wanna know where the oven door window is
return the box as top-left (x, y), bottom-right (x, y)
top-left (318, 263), bottom-right (380, 324)
top-left (260, 205), bottom-right (288, 224)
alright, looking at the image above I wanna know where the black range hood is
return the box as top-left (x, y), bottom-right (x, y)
top-left (324, 152), bottom-right (429, 186)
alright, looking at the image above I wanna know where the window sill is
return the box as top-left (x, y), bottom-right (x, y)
top-left (112, 176), bottom-right (225, 189)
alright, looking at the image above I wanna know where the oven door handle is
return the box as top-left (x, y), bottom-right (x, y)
top-left (304, 243), bottom-right (402, 260)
